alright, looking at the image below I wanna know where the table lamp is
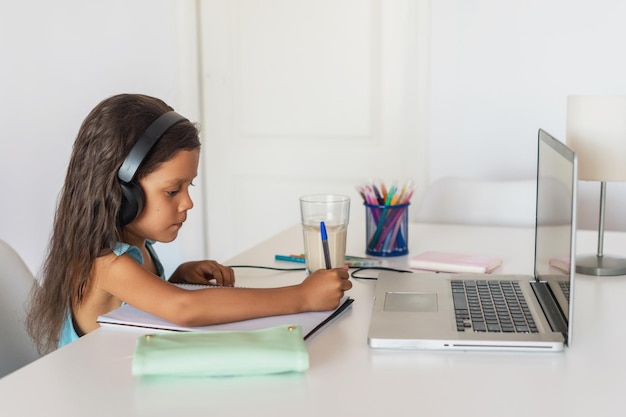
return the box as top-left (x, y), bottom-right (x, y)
top-left (566, 95), bottom-right (626, 276)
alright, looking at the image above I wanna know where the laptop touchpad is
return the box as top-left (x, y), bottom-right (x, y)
top-left (384, 292), bottom-right (438, 312)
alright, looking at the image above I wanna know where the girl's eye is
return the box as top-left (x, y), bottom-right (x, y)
top-left (166, 182), bottom-right (194, 197)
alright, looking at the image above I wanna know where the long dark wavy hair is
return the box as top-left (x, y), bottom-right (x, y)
top-left (27, 94), bottom-right (201, 353)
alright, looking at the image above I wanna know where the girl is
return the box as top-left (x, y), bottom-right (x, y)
top-left (27, 94), bottom-right (351, 353)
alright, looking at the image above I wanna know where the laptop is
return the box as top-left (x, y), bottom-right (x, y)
top-left (368, 129), bottom-right (577, 351)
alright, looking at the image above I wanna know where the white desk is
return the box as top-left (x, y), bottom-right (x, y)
top-left (2, 224), bottom-right (626, 416)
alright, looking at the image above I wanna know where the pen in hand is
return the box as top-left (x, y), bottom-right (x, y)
top-left (320, 221), bottom-right (332, 269)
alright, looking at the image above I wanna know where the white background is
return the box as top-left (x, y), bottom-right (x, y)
top-left (1, 0), bottom-right (625, 278)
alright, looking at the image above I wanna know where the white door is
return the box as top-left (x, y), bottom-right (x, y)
top-left (196, 0), bottom-right (429, 262)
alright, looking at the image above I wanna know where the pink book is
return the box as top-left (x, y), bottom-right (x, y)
top-left (549, 257), bottom-right (571, 273)
top-left (408, 251), bottom-right (503, 274)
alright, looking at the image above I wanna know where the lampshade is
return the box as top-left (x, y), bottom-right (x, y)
top-left (566, 95), bottom-right (626, 182)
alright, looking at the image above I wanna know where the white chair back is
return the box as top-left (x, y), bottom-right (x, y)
top-left (416, 177), bottom-right (536, 228)
top-left (0, 239), bottom-right (40, 377)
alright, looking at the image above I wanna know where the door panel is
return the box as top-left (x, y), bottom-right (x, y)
top-left (198, 0), bottom-right (427, 261)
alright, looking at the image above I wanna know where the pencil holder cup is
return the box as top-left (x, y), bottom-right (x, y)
top-left (365, 202), bottom-right (409, 257)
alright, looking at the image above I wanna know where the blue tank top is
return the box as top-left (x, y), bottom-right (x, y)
top-left (58, 241), bottom-right (165, 348)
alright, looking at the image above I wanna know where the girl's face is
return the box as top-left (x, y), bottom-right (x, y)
top-left (123, 149), bottom-right (200, 246)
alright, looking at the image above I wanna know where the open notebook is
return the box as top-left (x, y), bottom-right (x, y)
top-left (97, 284), bottom-right (353, 340)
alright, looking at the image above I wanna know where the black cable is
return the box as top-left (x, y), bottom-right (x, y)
top-left (350, 266), bottom-right (414, 280)
top-left (228, 265), bottom-right (415, 280)
top-left (228, 265), bottom-right (306, 271)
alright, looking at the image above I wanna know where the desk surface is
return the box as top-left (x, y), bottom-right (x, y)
top-left (2, 224), bottom-right (626, 416)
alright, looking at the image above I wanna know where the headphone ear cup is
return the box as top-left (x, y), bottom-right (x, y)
top-left (118, 181), bottom-right (145, 227)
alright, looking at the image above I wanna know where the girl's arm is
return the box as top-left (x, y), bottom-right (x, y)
top-left (97, 254), bottom-right (351, 327)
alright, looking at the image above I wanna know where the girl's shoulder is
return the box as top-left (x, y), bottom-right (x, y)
top-left (93, 243), bottom-right (143, 274)
top-left (112, 242), bottom-right (143, 264)
top-left (100, 241), bottom-right (164, 279)
top-left (92, 246), bottom-right (148, 286)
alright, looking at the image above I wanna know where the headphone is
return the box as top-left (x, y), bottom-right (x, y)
top-left (117, 111), bottom-right (189, 227)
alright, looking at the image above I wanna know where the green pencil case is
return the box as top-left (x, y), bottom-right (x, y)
top-left (132, 325), bottom-right (309, 377)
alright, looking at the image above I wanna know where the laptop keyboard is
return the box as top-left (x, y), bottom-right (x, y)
top-left (452, 280), bottom-right (538, 333)
top-left (559, 281), bottom-right (570, 300)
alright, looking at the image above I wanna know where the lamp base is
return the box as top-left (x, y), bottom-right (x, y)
top-left (575, 254), bottom-right (626, 276)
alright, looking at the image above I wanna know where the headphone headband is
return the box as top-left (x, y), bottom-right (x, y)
top-left (117, 111), bottom-right (188, 184)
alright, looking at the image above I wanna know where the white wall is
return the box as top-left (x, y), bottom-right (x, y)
top-left (429, 0), bottom-right (626, 232)
top-left (0, 0), bottom-right (190, 276)
top-left (2, 0), bottom-right (626, 276)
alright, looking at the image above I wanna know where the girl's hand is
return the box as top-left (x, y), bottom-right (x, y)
top-left (169, 261), bottom-right (235, 287)
top-left (299, 266), bottom-right (352, 311)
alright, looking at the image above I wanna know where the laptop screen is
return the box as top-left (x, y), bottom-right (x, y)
top-left (533, 129), bottom-right (577, 333)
